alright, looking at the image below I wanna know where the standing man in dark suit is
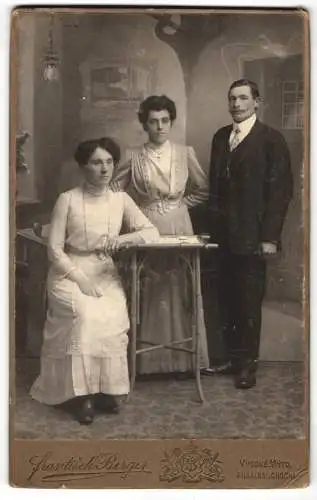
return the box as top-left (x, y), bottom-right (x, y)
top-left (204, 79), bottom-right (293, 389)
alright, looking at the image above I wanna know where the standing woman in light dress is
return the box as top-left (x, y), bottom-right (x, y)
top-left (30, 137), bottom-right (159, 424)
top-left (111, 95), bottom-right (210, 376)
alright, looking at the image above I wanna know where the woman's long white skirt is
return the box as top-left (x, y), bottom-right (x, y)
top-left (30, 254), bottom-right (130, 405)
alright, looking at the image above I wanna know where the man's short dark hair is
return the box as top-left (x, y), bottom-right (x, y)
top-left (228, 79), bottom-right (260, 99)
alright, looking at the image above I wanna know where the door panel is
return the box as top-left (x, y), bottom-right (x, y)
top-left (244, 55), bottom-right (304, 302)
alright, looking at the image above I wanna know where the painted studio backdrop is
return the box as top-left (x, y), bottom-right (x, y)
top-left (14, 10), bottom-right (306, 440)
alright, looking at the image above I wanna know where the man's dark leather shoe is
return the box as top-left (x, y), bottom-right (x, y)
top-left (234, 360), bottom-right (257, 389)
top-left (201, 360), bottom-right (241, 376)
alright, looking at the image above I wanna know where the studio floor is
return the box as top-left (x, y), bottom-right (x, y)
top-left (13, 358), bottom-right (306, 440)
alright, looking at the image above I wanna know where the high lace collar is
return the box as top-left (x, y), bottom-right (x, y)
top-left (82, 181), bottom-right (110, 198)
top-left (144, 140), bottom-right (171, 158)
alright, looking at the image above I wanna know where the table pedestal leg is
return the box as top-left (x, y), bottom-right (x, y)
top-left (128, 247), bottom-right (205, 403)
top-left (193, 250), bottom-right (204, 403)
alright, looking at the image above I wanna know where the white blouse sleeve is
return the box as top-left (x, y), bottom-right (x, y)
top-left (183, 146), bottom-right (209, 208)
top-left (47, 192), bottom-right (78, 276)
top-left (122, 193), bottom-right (159, 244)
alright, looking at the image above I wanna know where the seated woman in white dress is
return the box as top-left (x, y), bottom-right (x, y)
top-left (30, 137), bottom-right (159, 425)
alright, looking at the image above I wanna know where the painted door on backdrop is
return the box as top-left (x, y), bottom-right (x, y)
top-left (244, 54), bottom-right (304, 304)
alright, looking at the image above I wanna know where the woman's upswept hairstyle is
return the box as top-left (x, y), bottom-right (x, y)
top-left (138, 95), bottom-right (177, 125)
top-left (74, 137), bottom-right (121, 168)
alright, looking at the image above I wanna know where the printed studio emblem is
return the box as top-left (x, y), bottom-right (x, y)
top-left (160, 442), bottom-right (225, 483)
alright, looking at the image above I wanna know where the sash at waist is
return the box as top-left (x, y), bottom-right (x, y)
top-left (64, 244), bottom-right (101, 257)
top-left (142, 198), bottom-right (182, 215)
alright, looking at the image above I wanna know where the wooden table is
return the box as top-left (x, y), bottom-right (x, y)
top-left (127, 236), bottom-right (218, 403)
top-left (16, 228), bottom-right (47, 255)
top-left (16, 229), bottom-right (48, 356)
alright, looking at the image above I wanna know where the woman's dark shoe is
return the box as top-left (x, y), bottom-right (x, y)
top-left (76, 397), bottom-right (95, 425)
top-left (95, 394), bottom-right (120, 414)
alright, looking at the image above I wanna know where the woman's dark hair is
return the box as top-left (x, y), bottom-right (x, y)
top-left (228, 79), bottom-right (260, 100)
top-left (74, 137), bottom-right (121, 167)
top-left (138, 95), bottom-right (177, 125)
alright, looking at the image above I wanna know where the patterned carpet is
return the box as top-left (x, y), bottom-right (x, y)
top-left (12, 357), bottom-right (306, 440)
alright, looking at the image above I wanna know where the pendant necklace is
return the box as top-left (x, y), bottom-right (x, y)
top-left (82, 186), bottom-right (110, 260)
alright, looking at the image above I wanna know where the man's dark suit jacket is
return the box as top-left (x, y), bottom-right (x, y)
top-left (208, 119), bottom-right (293, 255)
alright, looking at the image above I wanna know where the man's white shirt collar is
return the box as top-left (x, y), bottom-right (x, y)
top-left (232, 113), bottom-right (257, 135)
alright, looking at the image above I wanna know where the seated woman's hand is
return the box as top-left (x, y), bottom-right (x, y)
top-left (77, 275), bottom-right (103, 297)
top-left (103, 237), bottom-right (121, 254)
top-left (116, 234), bottom-right (134, 250)
top-left (103, 235), bottom-right (134, 254)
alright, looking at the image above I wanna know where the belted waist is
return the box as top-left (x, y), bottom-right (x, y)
top-left (64, 244), bottom-right (101, 256)
top-left (143, 198), bottom-right (182, 215)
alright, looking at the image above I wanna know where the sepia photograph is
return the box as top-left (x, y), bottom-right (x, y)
top-left (10, 6), bottom-right (309, 488)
